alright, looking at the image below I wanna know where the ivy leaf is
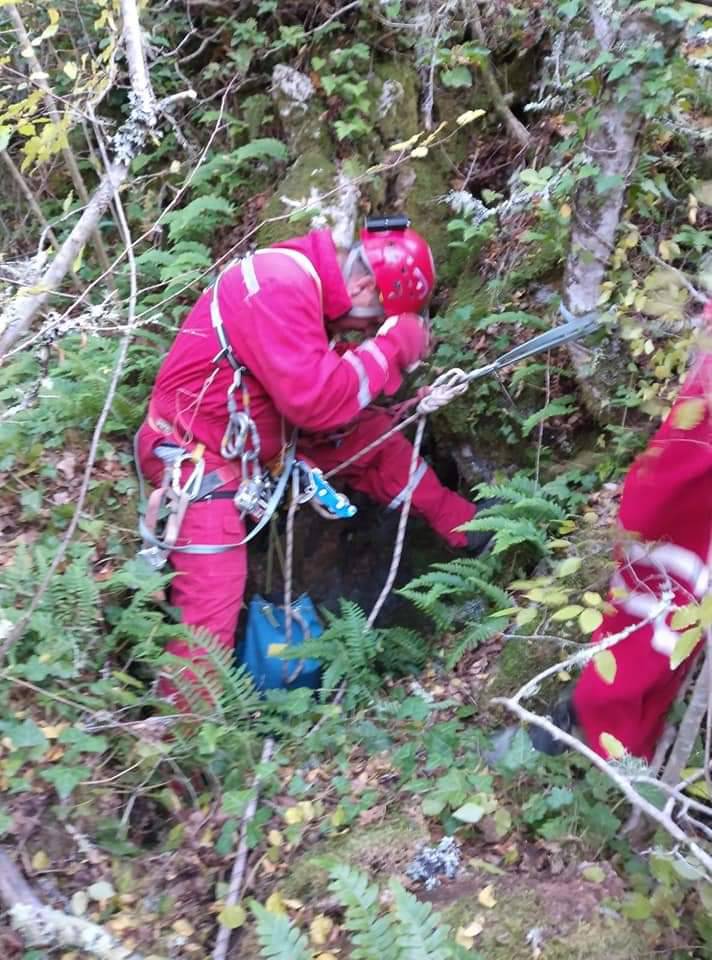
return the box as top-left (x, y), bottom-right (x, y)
top-left (441, 66), bottom-right (472, 88)
top-left (579, 608), bottom-right (603, 634)
top-left (670, 627), bottom-right (702, 670)
top-left (593, 650), bottom-right (617, 685)
top-left (40, 765), bottom-right (91, 800)
top-left (6, 719), bottom-right (48, 750)
top-left (453, 802), bottom-right (485, 824)
top-left (672, 398), bottom-right (705, 431)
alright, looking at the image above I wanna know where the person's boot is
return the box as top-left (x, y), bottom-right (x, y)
top-left (528, 696), bottom-right (577, 756)
top-left (465, 497), bottom-right (501, 556)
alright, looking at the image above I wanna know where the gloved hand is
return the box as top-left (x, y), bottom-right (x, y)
top-left (376, 312), bottom-right (430, 373)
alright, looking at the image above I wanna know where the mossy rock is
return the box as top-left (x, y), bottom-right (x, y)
top-left (281, 815), bottom-right (430, 901)
top-left (438, 884), bottom-right (654, 960)
top-left (257, 148), bottom-right (340, 246)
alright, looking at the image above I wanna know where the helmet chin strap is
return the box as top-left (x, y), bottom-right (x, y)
top-left (343, 244), bottom-right (385, 319)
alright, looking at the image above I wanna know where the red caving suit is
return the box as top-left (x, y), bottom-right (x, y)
top-left (136, 230), bottom-right (476, 670)
top-left (573, 348), bottom-right (712, 760)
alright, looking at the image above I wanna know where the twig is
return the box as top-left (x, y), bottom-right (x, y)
top-left (492, 697), bottom-right (712, 879)
top-left (0, 850), bottom-right (143, 959)
top-left (212, 737), bottom-right (275, 960)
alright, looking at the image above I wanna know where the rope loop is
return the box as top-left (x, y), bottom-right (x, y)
top-left (417, 367), bottom-right (470, 414)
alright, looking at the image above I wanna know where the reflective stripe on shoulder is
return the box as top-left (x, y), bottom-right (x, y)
top-left (387, 460), bottom-right (428, 511)
top-left (343, 351), bottom-right (371, 409)
top-left (253, 248), bottom-right (323, 305)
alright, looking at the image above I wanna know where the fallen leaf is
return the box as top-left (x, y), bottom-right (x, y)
top-left (582, 864), bottom-right (605, 884)
top-left (172, 918), bottom-right (194, 937)
top-left (88, 880), bottom-right (115, 901)
top-left (478, 884), bottom-right (497, 908)
top-left (70, 891), bottom-right (88, 916)
top-left (268, 829), bottom-right (284, 847)
top-left (309, 914), bottom-right (334, 946)
top-left (218, 904), bottom-right (246, 929)
top-left (31, 850), bottom-right (49, 871)
top-left (265, 891), bottom-right (287, 915)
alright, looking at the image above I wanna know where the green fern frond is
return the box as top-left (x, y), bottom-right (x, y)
top-left (329, 864), bottom-right (400, 960)
top-left (389, 879), bottom-right (455, 960)
top-left (251, 902), bottom-right (314, 960)
top-left (446, 617), bottom-right (502, 669)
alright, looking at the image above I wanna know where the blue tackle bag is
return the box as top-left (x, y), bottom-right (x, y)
top-left (239, 594), bottom-right (323, 693)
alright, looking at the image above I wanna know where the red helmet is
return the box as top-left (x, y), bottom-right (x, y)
top-left (360, 226), bottom-right (436, 317)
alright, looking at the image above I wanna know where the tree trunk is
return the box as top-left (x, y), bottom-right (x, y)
top-left (562, 4), bottom-right (684, 418)
top-left (0, 0), bottom-right (158, 356)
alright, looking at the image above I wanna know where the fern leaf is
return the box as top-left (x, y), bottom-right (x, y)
top-left (520, 397), bottom-right (576, 436)
top-left (251, 902), bottom-right (313, 960)
top-left (446, 617), bottom-right (502, 669)
top-left (389, 879), bottom-right (454, 960)
top-left (163, 196), bottom-right (234, 241)
top-left (329, 864), bottom-right (400, 960)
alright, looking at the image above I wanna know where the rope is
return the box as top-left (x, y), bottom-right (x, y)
top-left (365, 415), bottom-right (427, 630)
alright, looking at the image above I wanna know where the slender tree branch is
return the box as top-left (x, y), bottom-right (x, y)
top-left (6, 4), bottom-right (115, 282)
top-left (492, 697), bottom-right (712, 879)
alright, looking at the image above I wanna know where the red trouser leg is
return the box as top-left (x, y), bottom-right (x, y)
top-left (136, 424), bottom-right (247, 699)
top-left (572, 609), bottom-right (699, 761)
top-left (300, 409), bottom-right (476, 547)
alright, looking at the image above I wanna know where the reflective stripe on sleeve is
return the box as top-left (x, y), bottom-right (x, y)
top-left (358, 339), bottom-right (389, 375)
top-left (343, 350), bottom-right (372, 409)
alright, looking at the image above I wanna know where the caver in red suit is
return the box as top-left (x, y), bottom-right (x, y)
top-left (135, 228), bottom-right (478, 682)
top-left (572, 339), bottom-right (711, 761)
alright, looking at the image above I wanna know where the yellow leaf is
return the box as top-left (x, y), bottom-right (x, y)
top-left (672, 398), bottom-right (705, 431)
top-left (172, 918), bottom-right (194, 937)
top-left (72, 245), bottom-right (85, 274)
top-left (283, 898), bottom-right (303, 910)
top-left (315, 954), bottom-right (339, 960)
top-left (478, 884), bottom-right (497, 908)
top-left (31, 850), bottom-right (49, 870)
top-left (670, 626), bottom-right (702, 670)
top-left (699, 594), bottom-right (712, 628)
top-left (388, 132), bottom-right (422, 152)
top-left (265, 891), bottom-right (287, 915)
top-left (39, 723), bottom-right (67, 739)
top-left (297, 800), bottom-right (315, 821)
top-left (551, 604), bottom-right (583, 622)
top-left (309, 914), bottom-right (334, 946)
top-left (583, 592), bottom-right (602, 608)
top-left (410, 146), bottom-right (428, 158)
top-left (593, 650), bottom-right (617, 685)
top-left (48, 8), bottom-right (60, 23)
top-left (169, 159), bottom-right (181, 173)
top-left (283, 806), bottom-right (303, 825)
top-left (18, 123), bottom-right (36, 136)
top-left (670, 605), bottom-right (700, 630)
top-left (63, 62), bottom-right (78, 80)
top-left (559, 203), bottom-right (572, 219)
top-left (599, 732), bottom-right (626, 760)
top-left (217, 904), bottom-right (246, 929)
top-left (461, 918), bottom-right (485, 936)
top-left (267, 829), bottom-right (284, 847)
top-left (579, 608), bottom-right (603, 635)
top-left (456, 108), bottom-right (486, 126)
top-left (267, 643), bottom-right (287, 657)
